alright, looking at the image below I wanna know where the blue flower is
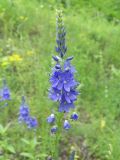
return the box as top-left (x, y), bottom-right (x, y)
top-left (47, 114), bottom-right (55, 123)
top-left (27, 117), bottom-right (38, 129)
top-left (0, 79), bottom-right (11, 101)
top-left (2, 87), bottom-right (11, 100)
top-left (50, 69), bottom-right (77, 91)
top-left (71, 112), bottom-right (78, 120)
top-left (59, 72), bottom-right (77, 92)
top-left (47, 10), bottom-right (79, 130)
top-left (51, 126), bottom-right (57, 133)
top-left (50, 69), bottom-right (62, 88)
top-left (18, 96), bottom-right (30, 123)
top-left (18, 96), bottom-right (38, 129)
top-left (64, 90), bottom-right (78, 103)
top-left (49, 88), bottom-right (61, 102)
top-left (63, 120), bottom-right (71, 130)
top-left (49, 58), bottom-right (78, 112)
top-left (64, 58), bottom-right (76, 73)
top-left (49, 61), bottom-right (78, 112)
top-left (59, 102), bottom-right (75, 113)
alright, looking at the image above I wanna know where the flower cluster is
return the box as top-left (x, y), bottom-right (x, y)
top-left (47, 112), bottom-right (78, 133)
top-left (47, 10), bottom-right (79, 133)
top-left (49, 56), bottom-right (78, 113)
top-left (0, 79), bottom-right (11, 107)
top-left (9, 54), bottom-right (23, 62)
top-left (18, 96), bottom-right (37, 129)
top-left (1, 53), bottom-right (23, 68)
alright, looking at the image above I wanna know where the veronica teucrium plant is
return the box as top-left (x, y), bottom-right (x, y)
top-left (18, 96), bottom-right (38, 129)
top-left (0, 79), bottom-right (10, 108)
top-left (47, 10), bottom-right (79, 133)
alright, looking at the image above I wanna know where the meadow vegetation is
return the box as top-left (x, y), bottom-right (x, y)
top-left (0, 0), bottom-right (120, 159)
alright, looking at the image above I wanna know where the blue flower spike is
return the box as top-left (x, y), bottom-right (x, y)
top-left (49, 60), bottom-right (79, 112)
top-left (18, 96), bottom-right (30, 123)
top-left (18, 96), bottom-right (37, 129)
top-left (49, 11), bottom-right (79, 112)
top-left (56, 10), bottom-right (67, 58)
top-left (47, 10), bottom-right (79, 132)
top-left (2, 79), bottom-right (11, 101)
top-left (27, 117), bottom-right (38, 129)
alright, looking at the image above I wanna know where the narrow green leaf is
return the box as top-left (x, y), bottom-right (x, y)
top-left (20, 152), bottom-right (34, 159)
top-left (21, 138), bottom-right (30, 145)
top-left (7, 145), bottom-right (16, 153)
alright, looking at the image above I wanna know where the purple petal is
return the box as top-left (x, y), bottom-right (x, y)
top-left (69, 94), bottom-right (77, 101)
top-left (63, 120), bottom-right (71, 130)
top-left (66, 103), bottom-right (75, 110)
top-left (51, 79), bottom-right (59, 88)
top-left (57, 81), bottom-right (63, 90)
top-left (58, 103), bottom-right (72, 112)
top-left (50, 93), bottom-right (58, 101)
top-left (70, 80), bottom-right (78, 87)
top-left (64, 83), bottom-right (70, 92)
top-left (65, 94), bottom-right (71, 103)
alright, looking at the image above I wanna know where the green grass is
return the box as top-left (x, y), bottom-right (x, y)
top-left (0, 0), bottom-right (120, 159)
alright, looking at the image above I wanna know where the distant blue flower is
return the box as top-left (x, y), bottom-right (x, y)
top-left (18, 96), bottom-right (30, 123)
top-left (18, 96), bottom-right (38, 129)
top-left (2, 87), bottom-right (11, 100)
top-left (27, 117), bottom-right (38, 129)
top-left (71, 113), bottom-right (78, 120)
top-left (47, 114), bottom-right (55, 123)
top-left (0, 79), bottom-right (11, 101)
top-left (51, 126), bottom-right (57, 133)
top-left (63, 120), bottom-right (71, 130)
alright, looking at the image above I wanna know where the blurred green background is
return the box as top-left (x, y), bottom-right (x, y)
top-left (0, 0), bottom-right (120, 159)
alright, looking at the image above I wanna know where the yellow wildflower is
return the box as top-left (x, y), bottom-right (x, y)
top-left (9, 54), bottom-right (23, 62)
top-left (100, 119), bottom-right (106, 129)
top-left (1, 56), bottom-right (9, 67)
top-left (1, 61), bottom-right (9, 67)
